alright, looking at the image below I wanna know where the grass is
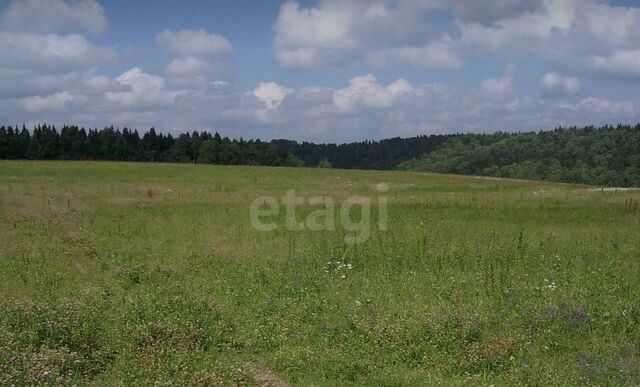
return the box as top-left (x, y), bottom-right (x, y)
top-left (0, 160), bottom-right (639, 385)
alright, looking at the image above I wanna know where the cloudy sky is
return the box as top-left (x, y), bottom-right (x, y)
top-left (1, 0), bottom-right (640, 142)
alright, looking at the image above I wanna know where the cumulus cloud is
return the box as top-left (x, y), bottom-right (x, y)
top-left (0, 32), bottom-right (115, 73)
top-left (569, 96), bottom-right (634, 116)
top-left (332, 74), bottom-right (412, 112)
top-left (84, 75), bottom-right (128, 94)
top-left (2, 67), bottom-right (638, 143)
top-left (156, 29), bottom-right (233, 88)
top-left (452, 0), bottom-right (544, 25)
top-left (271, 0), bottom-right (640, 83)
top-left (253, 82), bottom-right (292, 110)
top-left (540, 73), bottom-right (580, 97)
top-left (590, 50), bottom-right (640, 80)
top-left (476, 64), bottom-right (515, 100)
top-left (0, 0), bottom-right (108, 34)
top-left (367, 41), bottom-right (461, 69)
top-left (456, 0), bottom-right (577, 48)
top-left (106, 67), bottom-right (181, 109)
top-left (156, 29), bottom-right (232, 57)
top-left (3, 0), bottom-right (640, 144)
top-left (481, 77), bottom-right (513, 99)
top-left (454, 0), bottom-right (640, 80)
top-left (21, 91), bottom-right (79, 113)
top-left (166, 56), bottom-right (212, 77)
top-left (0, 0), bottom-right (116, 100)
top-left (273, 0), bottom-right (455, 68)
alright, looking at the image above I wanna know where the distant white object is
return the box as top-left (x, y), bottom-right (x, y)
top-left (588, 187), bottom-right (640, 192)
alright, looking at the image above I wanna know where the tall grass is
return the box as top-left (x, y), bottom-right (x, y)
top-left (0, 161), bottom-right (639, 385)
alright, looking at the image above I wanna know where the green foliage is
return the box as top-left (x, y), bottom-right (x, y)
top-left (272, 133), bottom-right (454, 169)
top-left (317, 158), bottom-right (332, 168)
top-left (401, 124), bottom-right (640, 187)
top-left (0, 124), bottom-right (297, 167)
top-left (3, 123), bottom-right (640, 186)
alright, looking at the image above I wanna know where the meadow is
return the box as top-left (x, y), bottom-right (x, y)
top-left (0, 160), bottom-right (639, 385)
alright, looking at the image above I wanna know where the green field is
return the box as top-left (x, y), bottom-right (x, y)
top-left (1, 161), bottom-right (639, 385)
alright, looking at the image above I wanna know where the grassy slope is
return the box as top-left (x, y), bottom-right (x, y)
top-left (0, 160), bottom-right (639, 385)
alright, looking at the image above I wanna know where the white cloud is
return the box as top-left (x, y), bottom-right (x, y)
top-left (0, 69), bottom-right (79, 98)
top-left (0, 32), bottom-right (115, 72)
top-left (106, 67), bottom-right (181, 109)
top-left (156, 30), bottom-right (232, 89)
top-left (84, 75), bottom-right (126, 94)
top-left (274, 1), bottom-right (359, 52)
top-left (2, 68), bottom-right (638, 143)
top-left (452, 0), bottom-right (544, 25)
top-left (21, 91), bottom-right (87, 113)
top-left (368, 41), bottom-right (461, 69)
top-left (271, 0), bottom-right (640, 81)
top-left (156, 29), bottom-right (232, 57)
top-left (273, 0), bottom-right (455, 68)
top-left (457, 0), bottom-right (577, 48)
top-left (166, 56), bottom-right (212, 77)
top-left (479, 65), bottom-right (515, 99)
top-left (3, 0), bottom-right (640, 143)
top-left (568, 97), bottom-right (634, 116)
top-left (0, 0), bottom-right (116, 105)
top-left (590, 50), bottom-right (640, 80)
top-left (481, 76), bottom-right (513, 99)
top-left (275, 48), bottom-right (323, 68)
top-left (0, 0), bottom-right (108, 34)
top-left (454, 0), bottom-right (640, 81)
top-left (253, 82), bottom-right (292, 110)
top-left (332, 74), bottom-right (413, 112)
top-left (580, 2), bottom-right (640, 48)
top-left (540, 73), bottom-right (580, 97)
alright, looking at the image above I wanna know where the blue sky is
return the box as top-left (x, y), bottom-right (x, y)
top-left (1, 0), bottom-right (640, 142)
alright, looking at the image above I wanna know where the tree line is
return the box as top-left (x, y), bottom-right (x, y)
top-left (0, 124), bottom-right (456, 170)
top-left (0, 124), bottom-right (303, 167)
top-left (399, 124), bottom-right (640, 187)
top-left (2, 123), bottom-right (640, 187)
top-left (272, 134), bottom-right (454, 170)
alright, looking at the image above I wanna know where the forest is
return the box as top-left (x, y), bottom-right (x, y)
top-left (1, 123), bottom-right (639, 187)
top-left (0, 124), bottom-right (303, 167)
top-left (399, 124), bottom-right (640, 187)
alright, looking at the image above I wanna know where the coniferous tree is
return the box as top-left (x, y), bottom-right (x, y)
top-left (2, 123), bottom-right (640, 186)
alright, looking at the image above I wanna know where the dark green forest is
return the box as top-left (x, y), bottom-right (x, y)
top-left (0, 124), bottom-right (454, 170)
top-left (272, 135), bottom-right (453, 170)
top-left (0, 124), bottom-right (303, 167)
top-left (1, 123), bottom-right (640, 187)
top-left (400, 125), bottom-right (640, 187)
